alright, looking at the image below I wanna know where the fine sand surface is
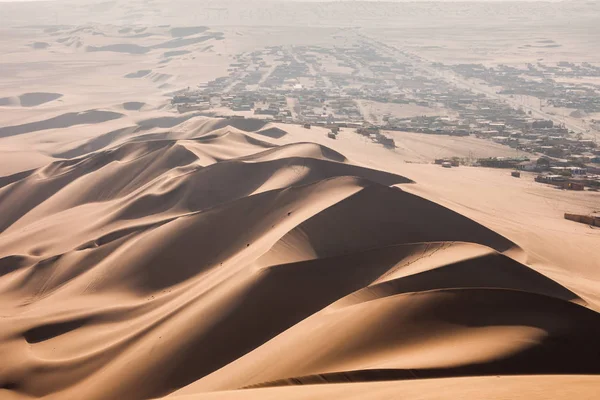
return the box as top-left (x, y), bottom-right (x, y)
top-left (166, 376), bottom-right (600, 400)
top-left (0, 117), bottom-right (599, 400)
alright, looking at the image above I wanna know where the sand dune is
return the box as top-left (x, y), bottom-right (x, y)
top-left (255, 126), bottom-right (287, 138)
top-left (52, 126), bottom-right (139, 159)
top-left (151, 36), bottom-right (214, 50)
top-left (0, 97), bottom-right (18, 107)
top-left (150, 72), bottom-right (173, 83)
top-left (56, 35), bottom-right (83, 48)
top-left (164, 50), bottom-right (191, 58)
top-left (0, 119), bottom-right (599, 400)
top-left (135, 114), bottom-right (203, 130)
top-left (30, 42), bottom-right (50, 50)
top-left (170, 26), bottom-right (209, 38)
top-left (123, 70), bottom-right (173, 84)
top-left (210, 117), bottom-right (270, 133)
top-left (18, 93), bottom-right (63, 107)
top-left (0, 150), bottom-right (56, 178)
top-left (167, 376), bottom-right (600, 400)
top-left (125, 70), bottom-right (152, 79)
top-left (122, 101), bottom-right (147, 111)
top-left (52, 118), bottom-right (287, 160)
top-left (86, 43), bottom-right (150, 54)
top-left (0, 92), bottom-right (62, 108)
top-left (0, 110), bottom-right (123, 138)
top-left (84, 32), bottom-right (219, 54)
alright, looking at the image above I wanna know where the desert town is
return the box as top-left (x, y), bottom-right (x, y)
top-left (172, 39), bottom-right (600, 192)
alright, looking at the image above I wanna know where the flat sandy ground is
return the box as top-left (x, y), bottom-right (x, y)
top-left (1, 2), bottom-right (599, 400)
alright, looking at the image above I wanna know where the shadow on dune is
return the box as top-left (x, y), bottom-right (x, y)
top-left (125, 70), bottom-right (152, 79)
top-left (23, 317), bottom-right (91, 344)
top-left (0, 110), bottom-right (123, 138)
top-left (19, 92), bottom-right (63, 107)
top-left (53, 126), bottom-right (138, 159)
top-left (211, 117), bottom-right (270, 132)
top-left (135, 114), bottom-right (202, 130)
top-left (151, 36), bottom-right (212, 49)
top-left (0, 92), bottom-right (63, 107)
top-left (163, 50), bottom-right (191, 58)
top-left (0, 169), bottom-right (35, 189)
top-left (282, 184), bottom-right (516, 255)
top-left (86, 44), bottom-right (149, 54)
top-left (255, 127), bottom-right (287, 139)
top-left (170, 26), bottom-right (209, 37)
top-left (243, 288), bottom-right (600, 389)
top-left (52, 114), bottom-right (201, 159)
top-left (123, 102), bottom-right (146, 111)
top-left (0, 255), bottom-right (30, 277)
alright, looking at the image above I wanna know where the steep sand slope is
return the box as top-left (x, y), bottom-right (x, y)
top-left (0, 120), bottom-right (599, 400)
top-left (167, 376), bottom-right (600, 400)
top-left (261, 122), bottom-right (600, 308)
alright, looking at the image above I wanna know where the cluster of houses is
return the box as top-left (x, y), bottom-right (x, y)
top-left (383, 87), bottom-right (599, 171)
top-left (170, 44), bottom-right (598, 187)
top-left (449, 62), bottom-right (600, 113)
top-left (474, 155), bottom-right (600, 190)
top-left (356, 126), bottom-right (396, 148)
top-left (171, 92), bottom-right (211, 113)
top-left (434, 158), bottom-right (461, 168)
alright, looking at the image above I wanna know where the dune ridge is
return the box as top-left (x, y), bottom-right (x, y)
top-left (0, 93), bottom-right (62, 108)
top-left (0, 120), bottom-right (599, 400)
